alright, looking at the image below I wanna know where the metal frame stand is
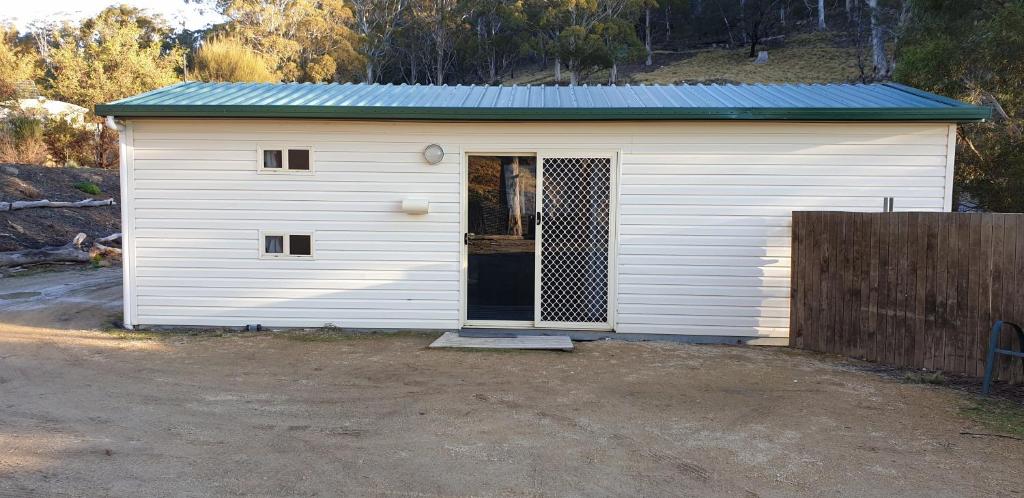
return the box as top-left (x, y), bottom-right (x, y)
top-left (982, 320), bottom-right (1024, 394)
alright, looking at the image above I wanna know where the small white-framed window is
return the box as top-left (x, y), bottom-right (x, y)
top-left (260, 231), bottom-right (315, 258)
top-left (258, 145), bottom-right (313, 173)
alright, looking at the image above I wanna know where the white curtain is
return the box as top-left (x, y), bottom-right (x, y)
top-left (263, 150), bottom-right (282, 168)
top-left (265, 236), bottom-right (284, 254)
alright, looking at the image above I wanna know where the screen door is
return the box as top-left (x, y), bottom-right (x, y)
top-left (535, 155), bottom-right (614, 329)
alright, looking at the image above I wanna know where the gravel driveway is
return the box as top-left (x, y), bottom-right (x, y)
top-left (1, 267), bottom-right (1022, 496)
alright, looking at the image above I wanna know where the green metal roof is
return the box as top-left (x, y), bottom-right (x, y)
top-left (95, 82), bottom-right (990, 122)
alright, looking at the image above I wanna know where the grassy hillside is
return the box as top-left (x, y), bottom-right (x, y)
top-left (506, 33), bottom-right (863, 86)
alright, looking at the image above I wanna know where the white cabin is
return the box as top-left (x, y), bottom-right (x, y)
top-left (97, 82), bottom-right (988, 343)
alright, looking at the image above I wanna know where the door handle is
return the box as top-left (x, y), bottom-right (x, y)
top-left (536, 212), bottom-right (542, 226)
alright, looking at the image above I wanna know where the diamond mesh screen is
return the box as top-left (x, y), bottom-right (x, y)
top-left (539, 157), bottom-right (611, 324)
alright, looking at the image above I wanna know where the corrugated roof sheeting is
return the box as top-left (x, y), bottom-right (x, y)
top-left (96, 82), bottom-right (990, 121)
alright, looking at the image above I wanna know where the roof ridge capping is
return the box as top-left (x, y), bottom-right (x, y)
top-left (95, 81), bottom-right (991, 122)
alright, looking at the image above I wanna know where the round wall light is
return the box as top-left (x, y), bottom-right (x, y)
top-left (423, 144), bottom-right (444, 165)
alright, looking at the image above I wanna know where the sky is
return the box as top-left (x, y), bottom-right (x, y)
top-left (3, 0), bottom-right (224, 31)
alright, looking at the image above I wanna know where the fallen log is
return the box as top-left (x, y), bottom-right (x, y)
top-left (0, 233), bottom-right (91, 267)
top-left (0, 198), bottom-right (116, 211)
top-left (91, 242), bottom-right (122, 258)
top-left (91, 233), bottom-right (123, 260)
top-left (96, 233), bottom-right (122, 244)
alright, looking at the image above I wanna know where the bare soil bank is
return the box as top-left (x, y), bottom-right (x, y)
top-left (1, 164), bottom-right (119, 251)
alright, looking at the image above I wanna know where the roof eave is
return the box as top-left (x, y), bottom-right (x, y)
top-left (94, 104), bottom-right (992, 123)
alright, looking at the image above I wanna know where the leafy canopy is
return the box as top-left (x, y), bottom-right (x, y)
top-left (897, 0), bottom-right (1024, 211)
top-left (47, 5), bottom-right (184, 110)
top-left (0, 25), bottom-right (41, 101)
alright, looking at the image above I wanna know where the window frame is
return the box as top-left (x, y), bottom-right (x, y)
top-left (259, 230), bottom-right (315, 259)
top-left (257, 145), bottom-right (315, 174)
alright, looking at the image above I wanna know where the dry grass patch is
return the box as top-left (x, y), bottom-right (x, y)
top-left (506, 33), bottom-right (861, 86)
top-left (634, 34), bottom-right (861, 84)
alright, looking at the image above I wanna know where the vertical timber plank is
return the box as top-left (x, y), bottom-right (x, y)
top-left (802, 212), bottom-right (817, 351)
top-left (998, 214), bottom-right (1014, 382)
top-left (990, 214), bottom-right (1005, 381)
top-left (978, 214), bottom-right (995, 377)
top-left (937, 214), bottom-right (953, 375)
top-left (868, 213), bottom-right (881, 363)
top-left (823, 212), bottom-right (836, 354)
top-left (879, 213), bottom-right (893, 365)
top-left (913, 213), bottom-right (929, 369)
top-left (923, 213), bottom-right (938, 370)
top-left (856, 213), bottom-right (870, 359)
top-left (954, 214), bottom-right (971, 376)
top-left (837, 212), bottom-right (851, 357)
top-left (790, 212), bottom-right (805, 348)
top-left (966, 214), bottom-right (983, 377)
top-left (1011, 216), bottom-right (1019, 383)
top-left (894, 212), bottom-right (909, 367)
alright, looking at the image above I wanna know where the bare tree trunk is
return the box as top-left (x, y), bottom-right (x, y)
top-left (664, 5), bottom-right (671, 42)
top-left (570, 69), bottom-right (579, 86)
top-left (505, 157), bottom-right (522, 236)
top-left (366, 62), bottom-right (375, 83)
top-left (846, 0), bottom-right (853, 17)
top-left (554, 57), bottom-right (562, 82)
top-left (735, 0), bottom-right (749, 45)
top-left (866, 0), bottom-right (890, 79)
top-left (721, 8), bottom-right (735, 46)
top-left (435, 47), bottom-right (444, 84)
top-left (818, 0), bottom-right (827, 30)
top-left (609, 62), bottom-right (618, 84)
top-left (645, 8), bottom-right (653, 66)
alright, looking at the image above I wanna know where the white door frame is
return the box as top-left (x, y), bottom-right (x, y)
top-left (460, 149), bottom-right (620, 331)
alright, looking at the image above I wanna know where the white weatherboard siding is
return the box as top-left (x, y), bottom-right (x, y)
top-left (125, 119), bottom-right (954, 337)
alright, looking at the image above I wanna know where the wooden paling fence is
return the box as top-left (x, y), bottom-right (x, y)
top-left (790, 212), bottom-right (1024, 382)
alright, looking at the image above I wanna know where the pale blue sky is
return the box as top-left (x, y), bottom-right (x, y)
top-left (3, 0), bottom-right (224, 31)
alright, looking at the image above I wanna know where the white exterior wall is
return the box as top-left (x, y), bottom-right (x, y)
top-left (123, 119), bottom-right (956, 338)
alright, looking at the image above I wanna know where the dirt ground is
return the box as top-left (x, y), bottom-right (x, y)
top-left (1, 164), bottom-right (120, 251)
top-left (1, 267), bottom-right (1023, 497)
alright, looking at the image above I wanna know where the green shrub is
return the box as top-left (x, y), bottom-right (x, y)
top-left (43, 118), bottom-right (96, 167)
top-left (74, 181), bottom-right (101, 195)
top-left (5, 114), bottom-right (43, 142)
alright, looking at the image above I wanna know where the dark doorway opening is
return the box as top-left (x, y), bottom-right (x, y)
top-left (466, 155), bottom-right (537, 322)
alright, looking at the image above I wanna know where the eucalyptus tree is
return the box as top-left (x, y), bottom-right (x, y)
top-left (463, 0), bottom-right (528, 83)
top-left (350, 0), bottom-right (407, 82)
